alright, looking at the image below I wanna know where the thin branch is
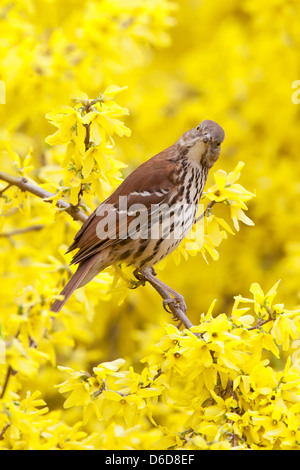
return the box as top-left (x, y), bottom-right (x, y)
top-left (0, 423), bottom-right (10, 440)
top-left (247, 305), bottom-right (275, 331)
top-left (0, 329), bottom-right (20, 400)
top-left (83, 123), bottom-right (91, 151)
top-left (0, 366), bottom-right (13, 399)
top-left (73, 122), bottom-right (90, 208)
top-left (0, 224), bottom-right (44, 237)
top-left (195, 200), bottom-right (216, 224)
top-left (247, 316), bottom-right (273, 331)
top-left (0, 171), bottom-right (88, 223)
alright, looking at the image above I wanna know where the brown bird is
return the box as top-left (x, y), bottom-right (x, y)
top-left (50, 120), bottom-right (225, 316)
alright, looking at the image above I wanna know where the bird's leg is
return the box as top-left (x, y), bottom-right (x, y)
top-left (141, 267), bottom-right (187, 313)
top-left (150, 267), bottom-right (157, 276)
top-left (131, 269), bottom-right (147, 288)
top-left (152, 277), bottom-right (187, 314)
top-left (134, 268), bottom-right (175, 310)
top-left (134, 268), bottom-right (193, 330)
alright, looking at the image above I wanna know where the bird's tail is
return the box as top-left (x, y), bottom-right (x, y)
top-left (50, 256), bottom-right (99, 313)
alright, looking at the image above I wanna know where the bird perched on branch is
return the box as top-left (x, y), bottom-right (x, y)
top-left (50, 120), bottom-right (225, 318)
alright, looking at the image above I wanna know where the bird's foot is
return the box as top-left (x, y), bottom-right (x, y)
top-left (133, 269), bottom-right (146, 287)
top-left (133, 268), bottom-right (192, 329)
top-left (163, 295), bottom-right (187, 317)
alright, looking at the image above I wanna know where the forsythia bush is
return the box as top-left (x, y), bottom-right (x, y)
top-left (0, 0), bottom-right (300, 450)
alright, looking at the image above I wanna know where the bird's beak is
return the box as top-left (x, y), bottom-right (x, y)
top-left (202, 133), bottom-right (212, 144)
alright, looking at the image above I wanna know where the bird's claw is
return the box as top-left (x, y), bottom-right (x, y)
top-left (130, 279), bottom-right (143, 289)
top-left (133, 270), bottom-right (146, 286)
top-left (163, 298), bottom-right (174, 314)
top-left (163, 297), bottom-right (187, 320)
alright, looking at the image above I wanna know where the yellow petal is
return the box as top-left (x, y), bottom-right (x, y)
top-left (214, 169), bottom-right (227, 189)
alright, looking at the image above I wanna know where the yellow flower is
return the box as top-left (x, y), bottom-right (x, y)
top-left (101, 390), bottom-right (145, 426)
top-left (46, 107), bottom-right (85, 146)
top-left (249, 363), bottom-right (278, 397)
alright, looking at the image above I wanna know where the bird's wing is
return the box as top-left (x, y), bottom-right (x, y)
top-left (67, 147), bottom-right (182, 265)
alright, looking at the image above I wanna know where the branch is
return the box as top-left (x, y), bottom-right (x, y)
top-left (0, 423), bottom-right (10, 441)
top-left (0, 365), bottom-right (13, 400)
top-left (247, 306), bottom-right (275, 331)
top-left (195, 200), bottom-right (216, 224)
top-left (0, 171), bottom-right (88, 223)
top-left (151, 283), bottom-right (193, 330)
top-left (83, 123), bottom-right (91, 151)
top-left (0, 224), bottom-right (44, 237)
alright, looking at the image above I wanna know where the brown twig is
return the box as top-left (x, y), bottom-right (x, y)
top-left (0, 171), bottom-right (88, 223)
top-left (0, 423), bottom-right (10, 440)
top-left (0, 366), bottom-right (13, 400)
top-left (247, 318), bottom-right (272, 331)
top-left (247, 306), bottom-right (275, 331)
top-left (0, 224), bottom-right (44, 237)
top-left (195, 200), bottom-right (216, 224)
top-left (0, 330), bottom-right (20, 400)
top-left (73, 122), bottom-right (90, 208)
top-left (83, 123), bottom-right (91, 151)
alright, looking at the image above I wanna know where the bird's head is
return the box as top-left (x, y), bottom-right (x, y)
top-left (178, 120), bottom-right (225, 168)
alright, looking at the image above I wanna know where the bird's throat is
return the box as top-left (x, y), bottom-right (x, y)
top-left (186, 140), bottom-right (208, 165)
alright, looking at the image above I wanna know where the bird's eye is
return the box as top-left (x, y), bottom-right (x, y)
top-left (215, 142), bottom-right (221, 147)
top-left (196, 126), bottom-right (200, 131)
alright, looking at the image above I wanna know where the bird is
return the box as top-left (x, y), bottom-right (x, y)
top-left (50, 119), bottom-right (225, 315)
